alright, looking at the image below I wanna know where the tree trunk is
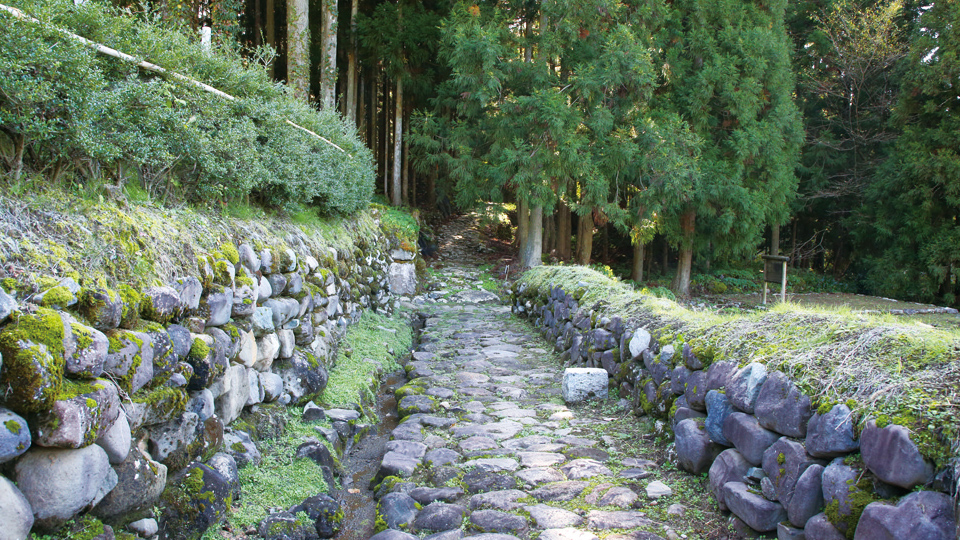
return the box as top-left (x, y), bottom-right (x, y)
top-left (672, 209), bottom-right (696, 296)
top-left (557, 197), bottom-right (571, 260)
top-left (380, 83), bottom-right (392, 201)
top-left (369, 70), bottom-right (378, 155)
top-left (631, 241), bottom-right (645, 283)
top-left (319, 0), bottom-right (337, 109)
top-left (286, 0), bottom-right (310, 101)
top-left (521, 206), bottom-right (543, 268)
top-left (661, 237), bottom-right (669, 275)
top-left (601, 223), bottom-right (609, 264)
top-left (265, 0), bottom-right (276, 76)
top-left (791, 219), bottom-right (798, 267)
top-left (517, 198), bottom-right (529, 252)
top-left (391, 78), bottom-right (403, 206)
top-left (771, 223), bottom-right (780, 256)
top-left (402, 129), bottom-right (410, 205)
top-left (576, 210), bottom-right (594, 265)
top-left (543, 213), bottom-right (554, 255)
top-left (345, 0), bottom-right (358, 124)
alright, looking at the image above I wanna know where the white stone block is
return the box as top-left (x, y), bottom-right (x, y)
top-left (561, 368), bottom-right (608, 403)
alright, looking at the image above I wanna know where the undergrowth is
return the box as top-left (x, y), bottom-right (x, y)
top-left (225, 411), bottom-right (333, 531)
top-left (321, 310), bottom-right (413, 411)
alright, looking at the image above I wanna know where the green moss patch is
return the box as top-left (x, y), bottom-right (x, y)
top-left (320, 311), bottom-right (413, 409)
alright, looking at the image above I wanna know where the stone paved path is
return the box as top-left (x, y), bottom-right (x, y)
top-left (369, 224), bottom-right (684, 539)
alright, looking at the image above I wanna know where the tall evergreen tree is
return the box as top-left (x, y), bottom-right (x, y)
top-left (655, 0), bottom-right (802, 294)
top-left (863, 1), bottom-right (960, 305)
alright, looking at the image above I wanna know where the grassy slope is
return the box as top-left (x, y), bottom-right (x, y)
top-left (518, 265), bottom-right (960, 467)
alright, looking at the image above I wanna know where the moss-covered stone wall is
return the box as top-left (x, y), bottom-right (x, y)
top-left (0, 203), bottom-right (418, 538)
top-left (511, 265), bottom-right (959, 539)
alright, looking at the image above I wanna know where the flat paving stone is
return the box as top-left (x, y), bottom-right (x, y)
top-left (561, 459), bottom-right (613, 480)
top-left (539, 529), bottom-right (600, 540)
top-left (525, 504), bottom-right (584, 528)
top-left (469, 489), bottom-right (529, 511)
top-left (463, 457), bottom-right (519, 472)
top-left (470, 509), bottom-right (529, 534)
top-left (517, 467), bottom-right (567, 487)
top-left (460, 436), bottom-right (499, 453)
top-left (532, 481), bottom-right (591, 502)
top-left (518, 452), bottom-right (567, 468)
top-left (585, 510), bottom-right (654, 529)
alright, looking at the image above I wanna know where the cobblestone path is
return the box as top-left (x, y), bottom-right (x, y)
top-left (368, 255), bottom-right (695, 539)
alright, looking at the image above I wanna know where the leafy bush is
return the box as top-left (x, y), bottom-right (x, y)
top-left (0, 0), bottom-right (374, 214)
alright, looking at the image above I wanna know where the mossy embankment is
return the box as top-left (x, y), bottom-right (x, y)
top-left (0, 191), bottom-right (405, 295)
top-left (517, 265), bottom-right (960, 467)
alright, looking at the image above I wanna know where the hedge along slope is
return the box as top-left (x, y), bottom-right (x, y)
top-left (0, 0), bottom-right (373, 214)
top-left (515, 265), bottom-right (960, 468)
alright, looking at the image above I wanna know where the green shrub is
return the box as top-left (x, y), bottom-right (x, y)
top-left (0, 0), bottom-right (373, 214)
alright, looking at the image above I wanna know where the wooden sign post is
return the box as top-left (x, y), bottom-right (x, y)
top-left (762, 255), bottom-right (790, 305)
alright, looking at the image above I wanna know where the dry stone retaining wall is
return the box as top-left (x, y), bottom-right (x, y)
top-left (0, 222), bottom-right (416, 538)
top-left (511, 279), bottom-right (958, 540)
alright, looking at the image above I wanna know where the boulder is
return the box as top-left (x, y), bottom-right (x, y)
top-left (159, 463), bottom-right (232, 540)
top-left (860, 420), bottom-right (933, 489)
top-left (722, 412), bottom-right (780, 466)
top-left (761, 437), bottom-right (824, 507)
top-left (0, 308), bottom-right (68, 413)
top-left (683, 370), bottom-right (708, 411)
top-left (413, 502), bottom-right (466, 533)
top-left (103, 330), bottom-right (154, 394)
top-left (0, 407), bottom-right (31, 464)
top-left (78, 288), bottom-right (123, 331)
top-left (853, 490), bottom-right (956, 540)
top-left (95, 411), bottom-right (131, 464)
top-left (0, 475), bottom-right (34, 540)
top-left (806, 404), bottom-right (859, 458)
top-left (754, 371), bottom-right (813, 437)
top-left (234, 329), bottom-right (257, 368)
top-left (92, 445), bottom-right (167, 519)
top-left (675, 418), bottom-right (723, 474)
top-left (260, 372), bottom-right (284, 402)
top-left (148, 412), bottom-right (202, 469)
top-left (175, 277), bottom-right (203, 312)
top-left (251, 307), bottom-right (275, 337)
top-left (379, 492), bottom-right (418, 530)
top-left (223, 429), bottom-right (261, 468)
top-left (277, 351), bottom-right (329, 405)
top-left (821, 457), bottom-right (872, 536)
top-left (388, 263), bottom-right (417, 296)
top-left (255, 333), bottom-right (281, 372)
top-left (15, 445), bottom-right (118, 531)
top-left (628, 328), bottom-right (652, 359)
top-left (141, 286), bottom-right (183, 324)
top-left (246, 367), bottom-right (264, 406)
top-left (207, 453), bottom-right (241, 502)
top-left (704, 360), bottom-right (737, 393)
top-left (214, 364), bottom-right (250, 425)
top-left (722, 481), bottom-right (786, 532)
top-left (201, 288), bottom-right (233, 327)
top-left (0, 285), bottom-right (17, 323)
top-left (301, 493), bottom-right (342, 538)
top-left (32, 378), bottom-right (120, 449)
top-left (727, 363), bottom-right (767, 414)
top-left (704, 390), bottom-right (735, 447)
top-left (64, 318), bottom-right (108, 378)
top-left (786, 463), bottom-right (824, 527)
top-left (708, 448), bottom-right (752, 511)
top-left (806, 512), bottom-right (846, 540)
